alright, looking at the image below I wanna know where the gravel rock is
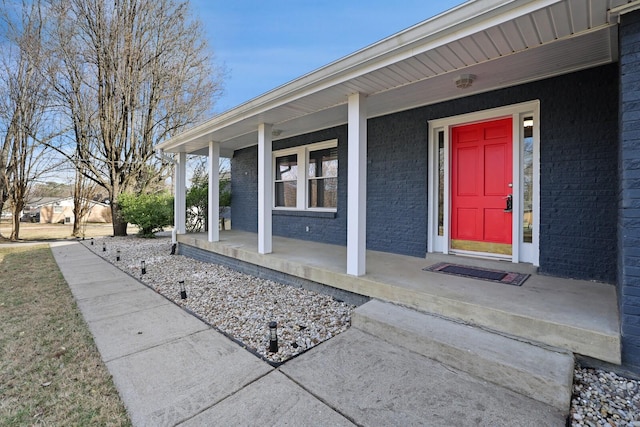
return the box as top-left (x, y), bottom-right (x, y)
top-left (85, 236), bottom-right (354, 363)
top-left (571, 366), bottom-right (639, 425)
top-left (85, 236), bottom-right (640, 421)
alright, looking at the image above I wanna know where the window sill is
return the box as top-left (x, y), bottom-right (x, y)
top-left (273, 210), bottom-right (336, 219)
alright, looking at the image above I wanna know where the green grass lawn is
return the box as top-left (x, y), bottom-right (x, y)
top-left (0, 245), bottom-right (131, 426)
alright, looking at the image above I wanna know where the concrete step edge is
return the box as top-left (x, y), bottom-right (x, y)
top-left (352, 299), bottom-right (575, 412)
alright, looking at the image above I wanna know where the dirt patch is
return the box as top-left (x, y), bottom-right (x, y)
top-left (0, 222), bottom-right (140, 241)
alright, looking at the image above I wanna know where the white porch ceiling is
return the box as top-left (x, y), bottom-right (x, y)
top-left (157, 0), bottom-right (633, 157)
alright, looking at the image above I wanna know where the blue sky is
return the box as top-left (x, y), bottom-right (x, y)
top-left (190, 0), bottom-right (463, 113)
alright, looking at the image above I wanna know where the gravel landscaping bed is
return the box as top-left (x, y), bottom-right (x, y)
top-left (84, 236), bottom-right (639, 424)
top-left (84, 236), bottom-right (354, 364)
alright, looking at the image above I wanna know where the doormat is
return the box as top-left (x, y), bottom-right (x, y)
top-left (423, 262), bottom-right (529, 286)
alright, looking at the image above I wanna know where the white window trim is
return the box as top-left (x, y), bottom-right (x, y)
top-left (273, 139), bottom-right (338, 212)
top-left (427, 100), bottom-right (540, 266)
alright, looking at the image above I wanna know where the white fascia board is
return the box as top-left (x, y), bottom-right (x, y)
top-left (157, 0), bottom-right (563, 152)
top-left (609, 0), bottom-right (640, 21)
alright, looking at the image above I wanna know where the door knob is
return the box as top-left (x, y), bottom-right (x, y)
top-left (504, 194), bottom-right (513, 213)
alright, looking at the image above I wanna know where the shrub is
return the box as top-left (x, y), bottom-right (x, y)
top-left (118, 192), bottom-right (173, 237)
top-left (186, 181), bottom-right (207, 232)
top-left (186, 174), bottom-right (231, 232)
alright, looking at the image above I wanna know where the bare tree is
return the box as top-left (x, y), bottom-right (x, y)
top-left (72, 155), bottom-right (100, 237)
top-left (0, 0), bottom-right (59, 240)
top-left (30, 181), bottom-right (71, 198)
top-left (48, 0), bottom-right (222, 236)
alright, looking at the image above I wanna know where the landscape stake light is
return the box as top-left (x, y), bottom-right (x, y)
top-left (179, 280), bottom-right (187, 299)
top-left (102, 242), bottom-right (106, 252)
top-left (116, 249), bottom-right (120, 261)
top-left (90, 239), bottom-right (94, 246)
top-left (269, 321), bottom-right (278, 353)
top-left (141, 261), bottom-right (146, 275)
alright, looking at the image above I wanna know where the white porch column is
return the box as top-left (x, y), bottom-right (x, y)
top-left (258, 123), bottom-right (273, 254)
top-left (175, 151), bottom-right (187, 235)
top-left (347, 93), bottom-right (367, 276)
top-left (208, 141), bottom-right (220, 242)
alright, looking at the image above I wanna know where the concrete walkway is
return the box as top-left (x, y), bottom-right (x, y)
top-left (50, 241), bottom-right (566, 426)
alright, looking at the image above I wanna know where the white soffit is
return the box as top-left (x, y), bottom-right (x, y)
top-left (158, 0), bottom-right (629, 156)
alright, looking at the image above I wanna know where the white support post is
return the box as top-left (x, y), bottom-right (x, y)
top-left (258, 123), bottom-right (273, 254)
top-left (347, 93), bottom-right (367, 276)
top-left (175, 152), bottom-right (187, 235)
top-left (208, 141), bottom-right (220, 242)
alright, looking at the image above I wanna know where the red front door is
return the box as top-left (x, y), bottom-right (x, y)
top-left (451, 118), bottom-right (513, 255)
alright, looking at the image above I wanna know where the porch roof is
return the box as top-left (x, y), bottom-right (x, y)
top-left (156, 0), bottom-right (636, 158)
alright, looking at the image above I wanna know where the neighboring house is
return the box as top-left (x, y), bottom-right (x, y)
top-left (157, 0), bottom-right (640, 373)
top-left (20, 197), bottom-right (60, 222)
top-left (29, 197), bottom-right (111, 224)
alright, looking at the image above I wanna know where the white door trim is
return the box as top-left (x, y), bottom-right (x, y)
top-left (427, 100), bottom-right (540, 265)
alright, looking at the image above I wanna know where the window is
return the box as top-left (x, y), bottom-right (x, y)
top-left (273, 140), bottom-right (338, 211)
top-left (275, 154), bottom-right (298, 208)
top-left (308, 147), bottom-right (337, 208)
top-left (522, 116), bottom-right (534, 243)
top-left (437, 130), bottom-right (444, 236)
top-left (53, 204), bottom-right (63, 214)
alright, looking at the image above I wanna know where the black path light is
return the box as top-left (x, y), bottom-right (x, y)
top-left (141, 260), bottom-right (146, 275)
top-left (269, 321), bottom-right (278, 353)
top-left (102, 242), bottom-right (106, 252)
top-left (116, 249), bottom-right (120, 261)
top-left (179, 280), bottom-right (187, 299)
top-left (90, 238), bottom-right (94, 246)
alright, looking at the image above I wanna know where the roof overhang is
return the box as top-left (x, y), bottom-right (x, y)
top-left (157, 0), bottom-right (636, 157)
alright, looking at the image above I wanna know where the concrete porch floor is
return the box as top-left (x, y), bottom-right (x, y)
top-left (178, 230), bottom-right (621, 365)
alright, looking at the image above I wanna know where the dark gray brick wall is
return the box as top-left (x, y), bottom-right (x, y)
top-left (231, 122), bottom-right (429, 256)
top-left (231, 65), bottom-right (619, 280)
top-left (272, 127), bottom-right (349, 246)
top-left (366, 111), bottom-right (429, 256)
top-left (231, 127), bottom-right (349, 246)
top-left (620, 9), bottom-right (640, 371)
top-left (231, 145), bottom-right (258, 232)
top-left (535, 66), bottom-right (618, 283)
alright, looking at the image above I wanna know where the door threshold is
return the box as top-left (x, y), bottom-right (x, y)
top-left (449, 249), bottom-right (512, 262)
